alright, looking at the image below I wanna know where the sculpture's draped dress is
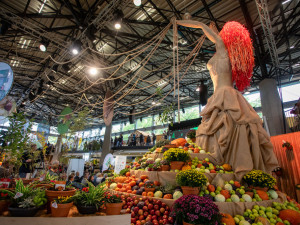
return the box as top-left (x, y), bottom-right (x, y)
top-left (196, 53), bottom-right (278, 180)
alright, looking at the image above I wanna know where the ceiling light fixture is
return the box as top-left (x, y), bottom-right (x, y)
top-left (133, 0), bottom-right (142, 6)
top-left (89, 67), bottom-right (98, 76)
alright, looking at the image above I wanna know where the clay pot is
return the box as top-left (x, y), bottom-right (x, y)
top-left (145, 188), bottom-right (156, 193)
top-left (76, 205), bottom-right (97, 214)
top-left (105, 202), bottom-right (123, 215)
top-left (45, 188), bottom-right (76, 213)
top-left (170, 161), bottom-right (185, 170)
top-left (51, 202), bottom-right (73, 217)
top-left (0, 200), bottom-right (9, 215)
top-left (8, 207), bottom-right (38, 217)
top-left (181, 186), bottom-right (200, 195)
top-left (161, 165), bottom-right (170, 171)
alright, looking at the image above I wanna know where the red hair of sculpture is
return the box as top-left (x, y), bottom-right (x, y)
top-left (219, 21), bottom-right (254, 92)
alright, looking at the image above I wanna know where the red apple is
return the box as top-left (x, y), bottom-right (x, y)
top-left (155, 210), bottom-right (161, 217)
top-left (150, 209), bottom-right (155, 215)
top-left (148, 204), bottom-right (153, 210)
top-left (138, 209), bottom-right (144, 215)
top-left (154, 205), bottom-right (159, 210)
top-left (139, 215), bottom-right (144, 221)
top-left (131, 218), bottom-right (136, 223)
top-left (160, 208), bottom-right (165, 213)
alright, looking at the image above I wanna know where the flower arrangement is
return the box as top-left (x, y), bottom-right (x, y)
top-left (176, 169), bottom-right (208, 187)
top-left (171, 195), bottom-right (221, 225)
top-left (243, 170), bottom-right (276, 189)
top-left (72, 182), bottom-right (106, 209)
top-left (160, 160), bottom-right (170, 166)
top-left (104, 192), bottom-right (122, 204)
top-left (53, 196), bottom-right (73, 204)
top-left (186, 130), bottom-right (196, 139)
top-left (163, 148), bottom-right (190, 162)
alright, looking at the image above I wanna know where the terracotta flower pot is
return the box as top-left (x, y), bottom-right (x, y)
top-left (45, 188), bottom-right (76, 213)
top-left (0, 200), bottom-right (10, 215)
top-left (161, 165), bottom-right (170, 171)
top-left (145, 187), bottom-right (156, 193)
top-left (170, 161), bottom-right (185, 170)
top-left (106, 202), bottom-right (123, 215)
top-left (50, 202), bottom-right (73, 217)
top-left (181, 186), bottom-right (200, 195)
top-left (76, 205), bottom-right (97, 214)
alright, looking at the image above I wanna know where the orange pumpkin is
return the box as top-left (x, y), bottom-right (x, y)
top-left (279, 209), bottom-right (300, 225)
top-left (142, 192), bottom-right (147, 196)
top-left (141, 175), bottom-right (148, 180)
top-left (221, 213), bottom-right (235, 225)
top-left (126, 172), bottom-right (131, 177)
top-left (139, 182), bottom-right (144, 187)
top-left (163, 194), bottom-right (173, 199)
top-left (147, 192), bottom-right (154, 197)
top-left (129, 181), bottom-right (136, 187)
top-left (171, 138), bottom-right (187, 147)
top-left (256, 190), bottom-right (269, 200)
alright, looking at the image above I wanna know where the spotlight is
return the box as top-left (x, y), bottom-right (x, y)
top-left (133, 0), bottom-right (141, 6)
top-left (89, 67), bottom-right (98, 76)
top-left (71, 40), bottom-right (82, 55)
top-left (39, 40), bottom-right (48, 52)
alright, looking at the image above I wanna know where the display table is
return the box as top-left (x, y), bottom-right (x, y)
top-left (130, 170), bottom-right (235, 186)
top-left (1, 214), bottom-right (130, 225)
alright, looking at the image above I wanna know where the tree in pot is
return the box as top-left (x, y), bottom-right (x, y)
top-left (50, 196), bottom-right (73, 217)
top-left (163, 148), bottom-right (190, 171)
top-left (1, 179), bottom-right (47, 217)
top-left (176, 169), bottom-right (208, 195)
top-left (104, 192), bottom-right (123, 215)
top-left (171, 195), bottom-right (222, 225)
top-left (72, 182), bottom-right (106, 214)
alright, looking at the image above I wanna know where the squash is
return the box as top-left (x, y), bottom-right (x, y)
top-left (222, 164), bottom-right (232, 171)
top-left (182, 165), bottom-right (191, 171)
top-left (256, 190), bottom-right (269, 200)
top-left (147, 192), bottom-right (154, 197)
top-left (163, 194), bottom-right (173, 199)
top-left (141, 175), bottom-right (148, 180)
top-left (221, 213), bottom-right (235, 225)
top-left (171, 138), bottom-right (187, 147)
top-left (279, 209), bottom-right (300, 225)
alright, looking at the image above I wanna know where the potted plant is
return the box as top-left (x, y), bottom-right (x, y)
top-left (73, 182), bottom-right (106, 214)
top-left (171, 195), bottom-right (221, 225)
top-left (104, 192), bottom-right (123, 215)
top-left (1, 179), bottom-right (47, 217)
top-left (186, 130), bottom-right (196, 143)
top-left (50, 196), bottom-right (73, 217)
top-left (144, 181), bottom-right (155, 193)
top-left (243, 170), bottom-right (276, 191)
top-left (45, 180), bottom-right (76, 213)
top-left (160, 160), bottom-right (170, 171)
top-left (0, 191), bottom-right (10, 215)
top-left (176, 169), bottom-right (207, 195)
top-left (163, 148), bottom-right (190, 170)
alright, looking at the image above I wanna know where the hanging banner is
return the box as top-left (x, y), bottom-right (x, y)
top-left (114, 156), bottom-right (127, 175)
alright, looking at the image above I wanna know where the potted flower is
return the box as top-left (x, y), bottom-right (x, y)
top-left (176, 169), bottom-right (207, 195)
top-left (45, 180), bottom-right (76, 213)
top-left (243, 170), bottom-right (276, 191)
top-left (73, 182), bottom-right (106, 214)
top-left (104, 192), bottom-right (123, 215)
top-left (171, 195), bottom-right (221, 225)
top-left (50, 196), bottom-right (73, 217)
top-left (160, 160), bottom-right (170, 171)
top-left (2, 179), bottom-right (47, 217)
top-left (0, 191), bottom-right (10, 215)
top-left (163, 148), bottom-right (190, 170)
top-left (186, 130), bottom-right (196, 143)
top-left (144, 181), bottom-right (155, 193)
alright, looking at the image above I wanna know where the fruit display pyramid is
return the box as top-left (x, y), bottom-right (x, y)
top-left (109, 138), bottom-right (300, 225)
